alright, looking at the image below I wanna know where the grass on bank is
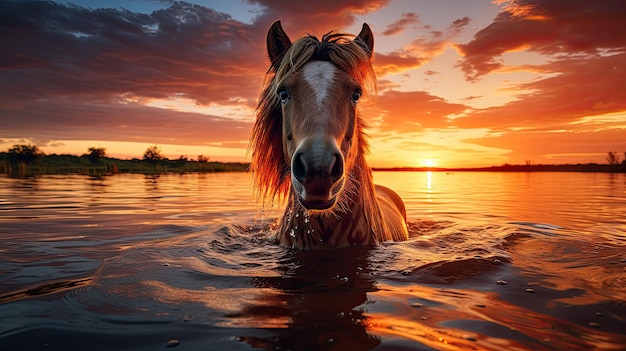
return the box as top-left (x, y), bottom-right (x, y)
top-left (0, 153), bottom-right (249, 177)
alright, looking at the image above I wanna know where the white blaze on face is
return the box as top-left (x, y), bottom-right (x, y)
top-left (298, 61), bottom-right (339, 175)
top-left (302, 61), bottom-right (336, 111)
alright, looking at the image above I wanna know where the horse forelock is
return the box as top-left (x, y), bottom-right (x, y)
top-left (251, 30), bottom-right (376, 205)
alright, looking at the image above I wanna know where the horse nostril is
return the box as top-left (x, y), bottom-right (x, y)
top-left (329, 153), bottom-right (343, 182)
top-left (293, 152), bottom-right (307, 182)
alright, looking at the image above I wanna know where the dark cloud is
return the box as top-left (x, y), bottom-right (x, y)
top-left (247, 0), bottom-right (389, 35)
top-left (382, 12), bottom-right (419, 36)
top-left (0, 1), bottom-right (263, 106)
top-left (0, 97), bottom-right (251, 145)
top-left (457, 0), bottom-right (626, 80)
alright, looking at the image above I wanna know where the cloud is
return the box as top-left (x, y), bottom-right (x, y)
top-left (373, 90), bottom-right (468, 132)
top-left (457, 0), bottom-right (626, 80)
top-left (0, 0), bottom-right (393, 121)
top-left (247, 0), bottom-right (390, 35)
top-left (444, 1), bottom-right (626, 164)
top-left (0, 1), bottom-right (266, 107)
top-left (0, 98), bottom-right (252, 146)
top-left (465, 128), bottom-right (626, 164)
top-left (382, 12), bottom-right (419, 36)
top-left (373, 17), bottom-right (471, 76)
top-left (456, 53), bottom-right (626, 131)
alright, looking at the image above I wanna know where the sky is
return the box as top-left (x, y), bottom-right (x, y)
top-left (1, 0), bottom-right (625, 168)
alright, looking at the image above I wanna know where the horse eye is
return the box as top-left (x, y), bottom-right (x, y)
top-left (277, 88), bottom-right (290, 103)
top-left (351, 89), bottom-right (362, 103)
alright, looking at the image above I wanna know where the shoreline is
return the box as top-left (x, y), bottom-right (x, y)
top-left (2, 153), bottom-right (625, 176)
top-left (374, 163), bottom-right (626, 173)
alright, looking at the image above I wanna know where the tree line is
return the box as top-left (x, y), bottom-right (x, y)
top-left (2, 144), bottom-right (212, 164)
top-left (0, 144), bottom-right (247, 176)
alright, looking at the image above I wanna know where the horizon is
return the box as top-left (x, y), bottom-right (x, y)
top-left (5, 146), bottom-right (625, 172)
top-left (1, 0), bottom-right (625, 168)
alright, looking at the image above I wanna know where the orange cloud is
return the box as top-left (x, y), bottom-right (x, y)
top-left (374, 90), bottom-right (467, 132)
top-left (457, 0), bottom-right (626, 81)
top-left (373, 16), bottom-right (471, 76)
top-left (456, 53), bottom-right (626, 131)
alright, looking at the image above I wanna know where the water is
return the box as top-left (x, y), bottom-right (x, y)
top-left (1, 171), bottom-right (625, 350)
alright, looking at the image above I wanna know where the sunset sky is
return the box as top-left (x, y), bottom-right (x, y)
top-left (1, 0), bottom-right (625, 168)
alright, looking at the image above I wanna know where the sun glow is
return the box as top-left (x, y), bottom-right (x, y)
top-left (421, 159), bottom-right (436, 168)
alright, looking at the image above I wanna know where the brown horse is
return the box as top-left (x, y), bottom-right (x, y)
top-left (250, 21), bottom-right (409, 249)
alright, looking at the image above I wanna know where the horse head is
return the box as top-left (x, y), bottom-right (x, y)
top-left (263, 21), bottom-right (375, 211)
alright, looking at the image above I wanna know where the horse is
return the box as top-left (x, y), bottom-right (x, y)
top-left (250, 21), bottom-right (409, 249)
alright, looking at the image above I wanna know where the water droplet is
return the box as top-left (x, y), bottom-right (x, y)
top-left (595, 312), bottom-right (603, 317)
top-left (339, 276), bottom-right (349, 282)
top-left (497, 280), bottom-right (507, 285)
top-left (589, 322), bottom-right (600, 328)
top-left (411, 302), bottom-right (424, 308)
top-left (493, 259), bottom-right (502, 265)
top-left (289, 229), bottom-right (295, 237)
top-left (525, 288), bottom-right (535, 293)
top-left (295, 212), bottom-right (299, 218)
top-left (166, 339), bottom-right (180, 348)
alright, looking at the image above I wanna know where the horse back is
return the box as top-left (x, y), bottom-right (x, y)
top-left (375, 184), bottom-right (409, 241)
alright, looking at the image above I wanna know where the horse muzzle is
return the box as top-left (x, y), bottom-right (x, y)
top-left (291, 137), bottom-right (345, 210)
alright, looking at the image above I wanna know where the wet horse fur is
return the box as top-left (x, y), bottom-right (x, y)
top-left (250, 21), bottom-right (409, 249)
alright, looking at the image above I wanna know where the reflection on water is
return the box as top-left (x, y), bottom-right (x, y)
top-left (0, 172), bottom-right (625, 350)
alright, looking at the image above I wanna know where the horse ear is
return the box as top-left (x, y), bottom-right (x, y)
top-left (355, 23), bottom-right (374, 57)
top-left (267, 20), bottom-right (292, 67)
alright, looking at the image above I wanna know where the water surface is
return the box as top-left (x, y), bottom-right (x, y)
top-left (1, 172), bottom-right (625, 350)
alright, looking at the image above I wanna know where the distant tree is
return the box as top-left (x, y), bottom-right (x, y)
top-left (143, 145), bottom-right (164, 163)
top-left (198, 154), bottom-right (209, 163)
top-left (606, 151), bottom-right (621, 165)
top-left (87, 147), bottom-right (106, 163)
top-left (7, 144), bottom-right (43, 163)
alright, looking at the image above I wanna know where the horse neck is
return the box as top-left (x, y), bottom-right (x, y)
top-left (277, 159), bottom-right (386, 249)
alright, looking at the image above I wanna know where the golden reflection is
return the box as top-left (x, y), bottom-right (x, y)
top-left (141, 280), bottom-right (292, 328)
top-left (367, 282), bottom-right (624, 350)
top-left (426, 171), bottom-right (433, 202)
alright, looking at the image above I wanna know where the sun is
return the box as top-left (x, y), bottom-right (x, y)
top-left (420, 159), bottom-right (436, 168)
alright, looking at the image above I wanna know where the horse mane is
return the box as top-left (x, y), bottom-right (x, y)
top-left (250, 30), bottom-right (377, 205)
